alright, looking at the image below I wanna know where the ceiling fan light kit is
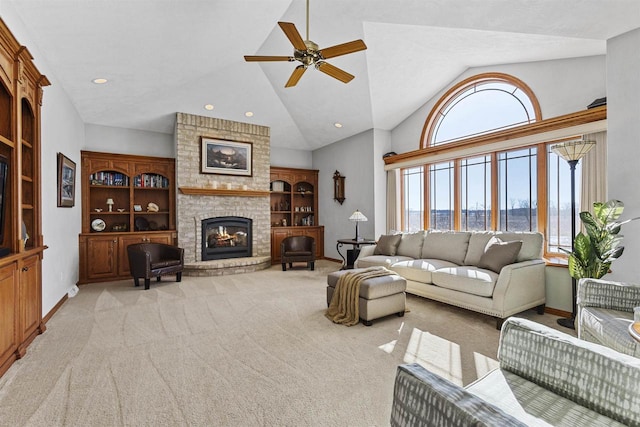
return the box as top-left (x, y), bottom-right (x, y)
top-left (244, 0), bottom-right (367, 87)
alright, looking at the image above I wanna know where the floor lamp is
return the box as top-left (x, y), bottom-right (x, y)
top-left (551, 139), bottom-right (596, 329)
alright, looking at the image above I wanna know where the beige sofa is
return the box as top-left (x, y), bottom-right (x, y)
top-left (354, 230), bottom-right (545, 328)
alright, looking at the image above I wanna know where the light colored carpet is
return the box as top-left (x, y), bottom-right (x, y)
top-left (0, 260), bottom-right (567, 426)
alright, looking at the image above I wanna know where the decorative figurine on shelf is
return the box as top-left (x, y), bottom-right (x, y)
top-left (147, 202), bottom-right (159, 212)
top-left (281, 218), bottom-right (287, 226)
top-left (106, 198), bottom-right (114, 212)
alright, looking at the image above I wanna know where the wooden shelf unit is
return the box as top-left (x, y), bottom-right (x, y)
top-left (269, 167), bottom-right (324, 264)
top-left (0, 18), bottom-right (50, 378)
top-left (78, 151), bottom-right (177, 284)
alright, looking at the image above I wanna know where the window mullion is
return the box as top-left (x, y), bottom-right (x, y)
top-left (424, 165), bottom-right (430, 230)
top-left (490, 152), bottom-right (498, 230)
top-left (454, 160), bottom-right (461, 230)
top-left (537, 142), bottom-right (547, 239)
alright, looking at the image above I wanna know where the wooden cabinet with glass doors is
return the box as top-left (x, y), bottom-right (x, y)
top-left (270, 167), bottom-right (324, 264)
top-left (0, 18), bottom-right (49, 378)
top-left (78, 151), bottom-right (176, 284)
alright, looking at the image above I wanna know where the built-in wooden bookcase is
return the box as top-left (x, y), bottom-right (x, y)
top-left (78, 151), bottom-right (176, 284)
top-left (0, 17), bottom-right (50, 378)
top-left (269, 167), bottom-right (324, 263)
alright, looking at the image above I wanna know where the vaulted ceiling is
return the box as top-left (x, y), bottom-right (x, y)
top-left (6, 0), bottom-right (640, 150)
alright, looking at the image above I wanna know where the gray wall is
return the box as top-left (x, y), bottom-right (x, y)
top-left (85, 124), bottom-right (174, 157)
top-left (313, 130), bottom-right (376, 260)
top-left (2, 3), bottom-right (86, 315)
top-left (270, 147), bottom-right (312, 169)
top-left (606, 27), bottom-right (640, 281)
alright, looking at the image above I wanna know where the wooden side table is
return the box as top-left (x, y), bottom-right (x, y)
top-left (336, 238), bottom-right (376, 269)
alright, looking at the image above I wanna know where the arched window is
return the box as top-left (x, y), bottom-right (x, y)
top-left (400, 72), bottom-right (592, 258)
top-left (421, 73), bottom-right (542, 148)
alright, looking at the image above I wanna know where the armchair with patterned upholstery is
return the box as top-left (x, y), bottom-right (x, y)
top-left (576, 277), bottom-right (640, 357)
top-left (127, 243), bottom-right (184, 290)
top-left (280, 235), bottom-right (315, 271)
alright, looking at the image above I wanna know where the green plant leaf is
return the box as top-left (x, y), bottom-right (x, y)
top-left (595, 262), bottom-right (611, 279)
top-left (580, 211), bottom-right (598, 229)
top-left (570, 199), bottom-right (638, 279)
top-left (595, 199), bottom-right (624, 224)
top-left (573, 233), bottom-right (592, 262)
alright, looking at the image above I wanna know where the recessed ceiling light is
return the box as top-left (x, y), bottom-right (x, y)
top-left (92, 78), bottom-right (108, 84)
top-left (245, 111), bottom-right (254, 117)
top-left (204, 104), bottom-right (214, 111)
top-left (334, 122), bottom-right (343, 128)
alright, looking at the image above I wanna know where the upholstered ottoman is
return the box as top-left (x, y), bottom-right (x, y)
top-left (327, 269), bottom-right (407, 326)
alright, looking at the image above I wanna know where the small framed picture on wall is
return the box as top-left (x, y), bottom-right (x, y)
top-left (57, 153), bottom-right (76, 207)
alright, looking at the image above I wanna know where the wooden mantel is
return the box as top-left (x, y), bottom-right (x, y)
top-left (179, 187), bottom-right (270, 197)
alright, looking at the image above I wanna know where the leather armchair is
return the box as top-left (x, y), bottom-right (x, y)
top-left (281, 235), bottom-right (315, 271)
top-left (127, 243), bottom-right (184, 290)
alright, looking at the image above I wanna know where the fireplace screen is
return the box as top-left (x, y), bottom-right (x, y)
top-left (202, 216), bottom-right (252, 260)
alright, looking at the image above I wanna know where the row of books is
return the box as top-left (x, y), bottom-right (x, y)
top-left (89, 172), bottom-right (169, 188)
top-left (89, 172), bottom-right (129, 186)
top-left (133, 174), bottom-right (169, 188)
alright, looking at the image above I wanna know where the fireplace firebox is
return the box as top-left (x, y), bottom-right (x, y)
top-left (202, 216), bottom-right (252, 261)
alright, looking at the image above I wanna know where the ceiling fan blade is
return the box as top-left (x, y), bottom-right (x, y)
top-left (316, 62), bottom-right (355, 84)
top-left (278, 22), bottom-right (307, 51)
top-left (319, 39), bottom-right (367, 59)
top-left (285, 66), bottom-right (307, 88)
top-left (244, 55), bottom-right (293, 62)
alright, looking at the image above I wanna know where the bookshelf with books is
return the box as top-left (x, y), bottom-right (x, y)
top-left (269, 167), bottom-right (324, 264)
top-left (78, 151), bottom-right (176, 283)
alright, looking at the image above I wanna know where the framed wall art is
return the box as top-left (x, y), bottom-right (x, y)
top-left (57, 152), bottom-right (76, 207)
top-left (200, 137), bottom-right (252, 176)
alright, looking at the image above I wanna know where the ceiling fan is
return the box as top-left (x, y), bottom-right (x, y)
top-left (244, 0), bottom-right (367, 88)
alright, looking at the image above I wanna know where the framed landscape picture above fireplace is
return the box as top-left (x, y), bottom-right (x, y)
top-left (200, 137), bottom-right (252, 176)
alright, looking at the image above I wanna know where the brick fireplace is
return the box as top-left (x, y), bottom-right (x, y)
top-left (175, 113), bottom-right (271, 274)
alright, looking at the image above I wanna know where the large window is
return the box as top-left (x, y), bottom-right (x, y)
top-left (460, 155), bottom-right (492, 231)
top-left (402, 166), bottom-right (424, 232)
top-left (400, 73), bottom-right (585, 257)
top-left (429, 162), bottom-right (454, 230)
top-left (498, 148), bottom-right (537, 231)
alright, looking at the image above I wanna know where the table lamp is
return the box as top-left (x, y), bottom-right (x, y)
top-left (349, 210), bottom-right (368, 241)
top-left (106, 198), bottom-right (114, 212)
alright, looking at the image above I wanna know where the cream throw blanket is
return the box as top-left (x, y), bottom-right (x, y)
top-left (326, 266), bottom-right (395, 326)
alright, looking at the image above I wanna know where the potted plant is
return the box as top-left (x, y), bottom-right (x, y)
top-left (563, 199), bottom-right (639, 280)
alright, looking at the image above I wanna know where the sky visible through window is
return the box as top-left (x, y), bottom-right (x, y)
top-left (434, 83), bottom-right (535, 145)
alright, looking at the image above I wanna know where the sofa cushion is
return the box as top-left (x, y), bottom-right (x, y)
top-left (464, 231), bottom-right (496, 266)
top-left (421, 231), bottom-right (470, 265)
top-left (477, 238), bottom-right (522, 273)
top-left (356, 255), bottom-right (414, 269)
top-left (374, 234), bottom-right (402, 256)
top-left (466, 369), bottom-right (627, 427)
top-left (432, 266), bottom-right (498, 297)
top-left (396, 231), bottom-right (426, 258)
top-left (579, 306), bottom-right (639, 357)
top-left (390, 259), bottom-right (458, 284)
top-left (495, 232), bottom-right (543, 262)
